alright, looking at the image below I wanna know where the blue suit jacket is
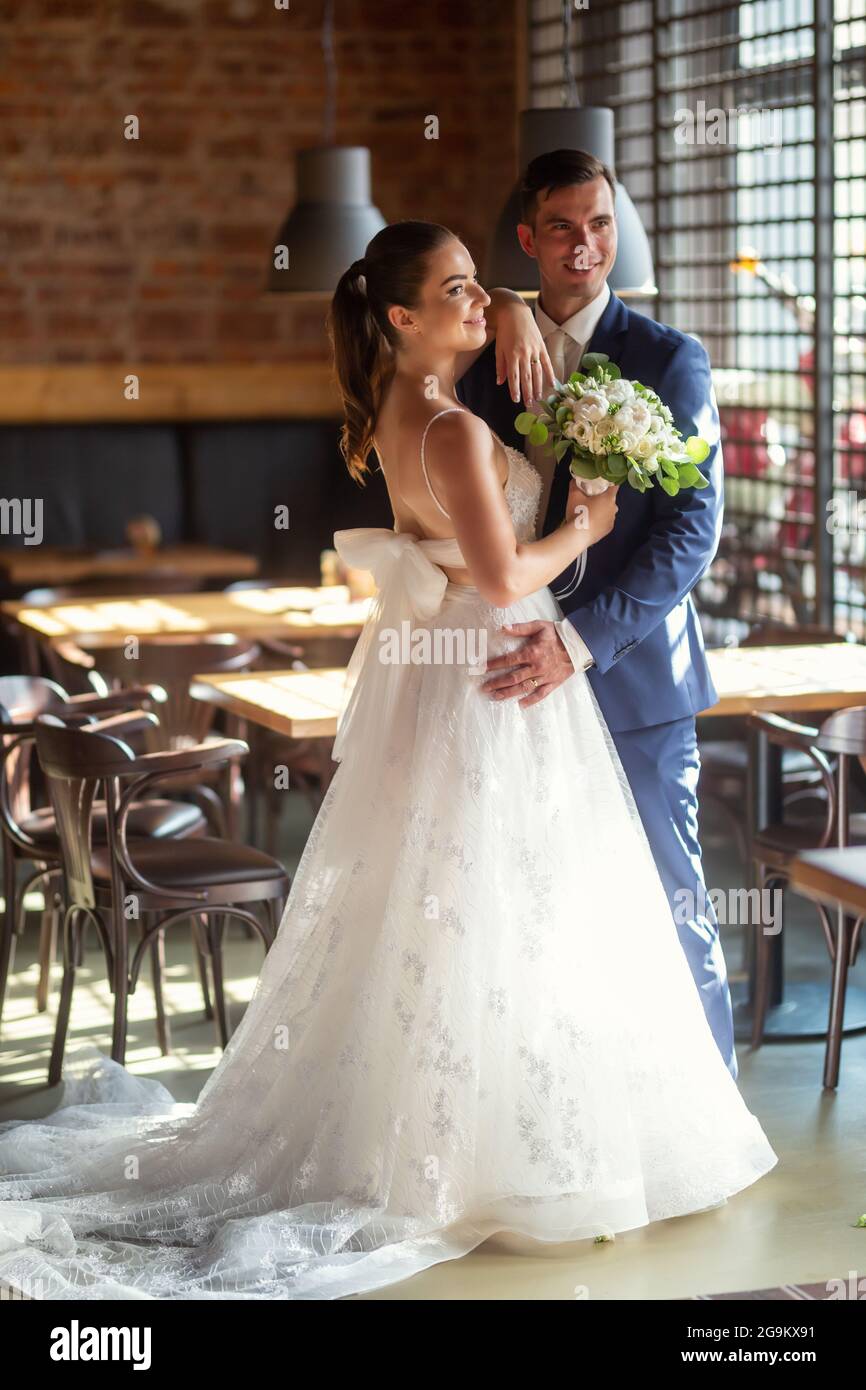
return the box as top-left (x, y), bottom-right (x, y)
top-left (456, 291), bottom-right (723, 733)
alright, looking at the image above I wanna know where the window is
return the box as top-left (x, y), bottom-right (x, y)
top-left (529, 0), bottom-right (866, 640)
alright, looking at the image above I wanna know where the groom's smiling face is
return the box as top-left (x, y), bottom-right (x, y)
top-left (517, 175), bottom-right (617, 310)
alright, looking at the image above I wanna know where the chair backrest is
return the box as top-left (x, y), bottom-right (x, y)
top-left (0, 676), bottom-right (70, 827)
top-left (0, 675), bottom-right (69, 725)
top-left (33, 717), bottom-right (138, 908)
top-left (86, 635), bottom-right (260, 747)
top-left (816, 705), bottom-right (866, 758)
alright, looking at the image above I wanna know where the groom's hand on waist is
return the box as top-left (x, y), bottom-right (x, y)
top-left (480, 620), bottom-right (576, 708)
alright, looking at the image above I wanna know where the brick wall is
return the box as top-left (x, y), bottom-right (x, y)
top-left (0, 0), bottom-right (520, 365)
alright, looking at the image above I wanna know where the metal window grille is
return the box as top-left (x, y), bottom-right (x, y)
top-left (529, 0), bottom-right (866, 642)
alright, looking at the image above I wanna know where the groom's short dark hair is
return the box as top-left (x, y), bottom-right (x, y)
top-left (519, 149), bottom-right (616, 226)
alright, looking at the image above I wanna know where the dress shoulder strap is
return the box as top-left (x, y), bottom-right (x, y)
top-left (419, 407), bottom-right (465, 519)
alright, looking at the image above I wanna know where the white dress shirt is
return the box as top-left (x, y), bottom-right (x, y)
top-left (527, 281), bottom-right (612, 674)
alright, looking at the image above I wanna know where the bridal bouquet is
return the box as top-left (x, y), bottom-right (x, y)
top-left (514, 352), bottom-right (711, 497)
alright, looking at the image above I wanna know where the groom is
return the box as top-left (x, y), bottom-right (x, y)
top-left (456, 148), bottom-right (736, 1078)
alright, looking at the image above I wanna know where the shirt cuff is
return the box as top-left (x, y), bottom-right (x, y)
top-left (555, 619), bottom-right (595, 671)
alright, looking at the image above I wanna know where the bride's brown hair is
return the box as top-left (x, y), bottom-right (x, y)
top-left (327, 220), bottom-right (455, 483)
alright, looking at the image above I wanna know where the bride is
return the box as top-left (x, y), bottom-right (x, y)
top-left (0, 220), bottom-right (777, 1301)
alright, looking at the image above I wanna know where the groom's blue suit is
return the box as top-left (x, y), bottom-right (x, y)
top-left (456, 290), bottom-right (737, 1077)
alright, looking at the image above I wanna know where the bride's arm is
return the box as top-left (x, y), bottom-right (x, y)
top-left (454, 289), bottom-right (555, 403)
top-left (424, 412), bottom-right (618, 607)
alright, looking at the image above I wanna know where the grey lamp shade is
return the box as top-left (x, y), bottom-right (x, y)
top-left (268, 146), bottom-right (386, 296)
top-left (485, 108), bottom-right (657, 299)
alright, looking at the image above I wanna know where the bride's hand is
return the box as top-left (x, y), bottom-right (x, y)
top-left (566, 479), bottom-right (620, 546)
top-left (493, 298), bottom-right (555, 406)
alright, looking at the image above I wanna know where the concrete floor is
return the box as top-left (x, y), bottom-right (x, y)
top-left (1, 792), bottom-right (864, 1301)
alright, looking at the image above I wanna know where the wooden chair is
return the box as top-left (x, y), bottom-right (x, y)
top-left (748, 706), bottom-right (866, 1087)
top-left (34, 715), bottom-right (290, 1083)
top-left (0, 676), bottom-right (208, 1044)
top-left (84, 635), bottom-right (261, 840)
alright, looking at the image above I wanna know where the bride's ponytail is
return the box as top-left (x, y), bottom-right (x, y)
top-left (327, 220), bottom-right (454, 482)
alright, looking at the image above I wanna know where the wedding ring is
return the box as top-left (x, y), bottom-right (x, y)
top-left (524, 677), bottom-right (538, 692)
top-left (530, 357), bottom-right (540, 363)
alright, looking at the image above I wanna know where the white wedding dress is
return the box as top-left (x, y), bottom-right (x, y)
top-left (0, 416), bottom-right (778, 1300)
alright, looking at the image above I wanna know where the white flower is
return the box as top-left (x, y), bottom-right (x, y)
top-left (606, 379), bottom-right (635, 405)
top-left (633, 435), bottom-right (657, 463)
top-left (573, 390), bottom-right (609, 424)
top-left (614, 400), bottom-right (652, 440)
top-left (568, 419), bottom-right (594, 447)
top-left (588, 421), bottom-right (612, 453)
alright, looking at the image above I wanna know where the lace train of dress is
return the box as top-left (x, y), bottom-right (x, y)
top-left (0, 446), bottom-right (778, 1300)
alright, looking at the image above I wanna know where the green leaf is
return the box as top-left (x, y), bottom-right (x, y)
top-left (606, 454), bottom-right (628, 480)
top-left (570, 458), bottom-right (599, 480)
top-left (555, 405), bottom-right (573, 425)
top-left (528, 421), bottom-right (549, 446)
top-left (514, 412), bottom-right (536, 436)
top-left (580, 352), bottom-right (609, 372)
top-left (686, 435), bottom-right (710, 464)
top-left (660, 458), bottom-right (679, 478)
top-left (553, 438), bottom-right (571, 462)
top-left (604, 360), bottom-right (621, 379)
top-left (691, 471), bottom-right (710, 488)
top-left (658, 475), bottom-right (679, 497)
top-left (627, 465), bottom-right (647, 492)
top-left (677, 462), bottom-right (702, 487)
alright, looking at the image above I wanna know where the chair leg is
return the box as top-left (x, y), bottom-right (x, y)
top-left (48, 907), bottom-right (82, 1086)
top-left (0, 845), bottom-right (17, 1033)
top-left (823, 906), bottom-right (852, 1090)
top-left (207, 913), bottom-right (231, 1049)
top-left (750, 867), bottom-right (777, 1049)
top-left (36, 880), bottom-right (61, 1013)
top-left (148, 924), bottom-right (171, 1056)
top-left (192, 913), bottom-right (214, 1020)
top-left (111, 913), bottom-right (130, 1068)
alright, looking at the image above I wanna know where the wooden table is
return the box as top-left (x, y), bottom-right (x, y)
top-left (191, 667), bottom-right (349, 740)
top-left (191, 667), bottom-right (351, 812)
top-left (699, 641), bottom-right (866, 1041)
top-left (1, 585), bottom-right (372, 651)
top-left (703, 641), bottom-right (866, 717)
top-left (0, 544), bottom-right (260, 587)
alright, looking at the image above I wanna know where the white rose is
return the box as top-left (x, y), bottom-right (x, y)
top-left (616, 431), bottom-right (641, 455)
top-left (614, 400), bottom-right (652, 441)
top-left (606, 379), bottom-right (635, 405)
top-left (573, 390), bottom-right (609, 424)
top-left (571, 420), bottom-right (595, 447)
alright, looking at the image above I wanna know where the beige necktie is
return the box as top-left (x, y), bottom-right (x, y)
top-left (545, 327), bottom-right (570, 387)
top-left (531, 327), bottom-right (572, 531)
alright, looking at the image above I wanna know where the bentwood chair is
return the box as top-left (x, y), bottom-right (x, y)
top-left (34, 715), bottom-right (289, 1082)
top-left (0, 676), bottom-right (207, 1039)
top-left (85, 635), bottom-right (261, 840)
top-left (748, 705), bottom-right (866, 1087)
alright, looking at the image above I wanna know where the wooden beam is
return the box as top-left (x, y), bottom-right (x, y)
top-left (0, 362), bottom-right (342, 423)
